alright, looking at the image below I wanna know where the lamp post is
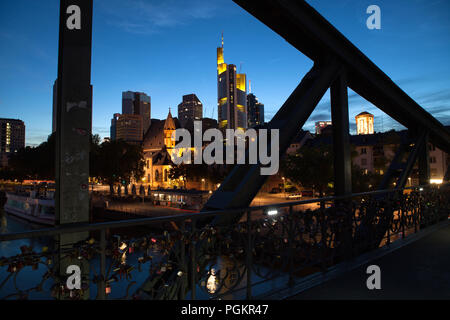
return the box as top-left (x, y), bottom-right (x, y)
top-left (141, 177), bottom-right (145, 203)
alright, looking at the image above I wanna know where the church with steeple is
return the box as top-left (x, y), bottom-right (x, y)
top-left (142, 109), bottom-right (179, 188)
top-left (140, 107), bottom-right (218, 189)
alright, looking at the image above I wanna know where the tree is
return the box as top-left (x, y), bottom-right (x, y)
top-left (281, 144), bottom-right (333, 197)
top-left (5, 134), bottom-right (145, 196)
top-left (94, 139), bottom-right (145, 195)
top-left (206, 164), bottom-right (233, 185)
top-left (168, 163), bottom-right (189, 188)
top-left (89, 133), bottom-right (102, 179)
top-left (6, 133), bottom-right (102, 182)
top-left (7, 134), bottom-right (56, 181)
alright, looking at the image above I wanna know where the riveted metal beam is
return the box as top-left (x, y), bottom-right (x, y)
top-left (233, 0), bottom-right (450, 154)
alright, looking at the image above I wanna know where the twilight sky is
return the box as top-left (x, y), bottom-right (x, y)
top-left (0, 0), bottom-right (449, 146)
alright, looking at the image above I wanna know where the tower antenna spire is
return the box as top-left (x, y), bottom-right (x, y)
top-left (221, 31), bottom-right (224, 48)
top-left (249, 80), bottom-right (252, 93)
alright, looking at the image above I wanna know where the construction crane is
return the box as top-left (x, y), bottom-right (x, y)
top-left (239, 62), bottom-right (244, 73)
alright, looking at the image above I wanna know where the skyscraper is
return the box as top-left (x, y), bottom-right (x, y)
top-left (115, 114), bottom-right (143, 144)
top-left (0, 118), bottom-right (25, 167)
top-left (247, 93), bottom-right (264, 128)
top-left (110, 113), bottom-right (120, 141)
top-left (217, 34), bottom-right (247, 132)
top-left (122, 91), bottom-right (151, 134)
top-left (178, 94), bottom-right (203, 126)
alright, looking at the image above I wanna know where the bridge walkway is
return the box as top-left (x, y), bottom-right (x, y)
top-left (288, 222), bottom-right (450, 300)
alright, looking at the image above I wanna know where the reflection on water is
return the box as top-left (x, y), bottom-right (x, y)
top-left (0, 208), bottom-right (55, 299)
top-left (206, 268), bottom-right (217, 294)
top-left (0, 208), bottom-right (49, 257)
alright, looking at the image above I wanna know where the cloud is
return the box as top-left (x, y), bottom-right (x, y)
top-left (264, 110), bottom-right (277, 120)
top-left (309, 112), bottom-right (331, 121)
top-left (422, 104), bottom-right (450, 115)
top-left (392, 76), bottom-right (433, 88)
top-left (98, 0), bottom-right (223, 34)
top-left (0, 32), bottom-right (52, 62)
top-left (93, 126), bottom-right (110, 136)
top-left (26, 134), bottom-right (50, 147)
top-left (256, 85), bottom-right (449, 133)
top-left (417, 89), bottom-right (450, 105)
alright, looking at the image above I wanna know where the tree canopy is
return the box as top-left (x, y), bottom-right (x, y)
top-left (281, 143), bottom-right (334, 196)
top-left (281, 142), bottom-right (387, 196)
top-left (1, 134), bottom-right (145, 192)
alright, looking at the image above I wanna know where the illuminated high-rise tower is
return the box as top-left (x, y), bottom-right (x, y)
top-left (0, 118), bottom-right (25, 167)
top-left (217, 33), bottom-right (247, 132)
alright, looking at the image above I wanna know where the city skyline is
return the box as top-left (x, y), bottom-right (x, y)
top-left (1, 0), bottom-right (450, 146)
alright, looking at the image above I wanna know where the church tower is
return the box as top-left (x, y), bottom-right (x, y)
top-left (164, 109), bottom-right (176, 150)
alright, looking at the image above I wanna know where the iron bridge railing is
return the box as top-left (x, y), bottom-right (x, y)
top-left (0, 184), bottom-right (449, 300)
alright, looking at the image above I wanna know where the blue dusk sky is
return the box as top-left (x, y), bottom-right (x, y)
top-left (0, 0), bottom-right (449, 146)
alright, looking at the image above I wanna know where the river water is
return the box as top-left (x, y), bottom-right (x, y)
top-left (0, 208), bottom-right (55, 299)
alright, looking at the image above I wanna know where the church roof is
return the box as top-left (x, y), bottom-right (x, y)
top-left (164, 109), bottom-right (176, 130)
top-left (142, 112), bottom-right (181, 151)
top-left (152, 149), bottom-right (173, 166)
top-left (356, 111), bottom-right (373, 117)
top-left (142, 119), bottom-right (165, 150)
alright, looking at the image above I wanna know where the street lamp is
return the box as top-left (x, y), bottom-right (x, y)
top-left (141, 177), bottom-right (146, 203)
top-left (282, 177), bottom-right (286, 198)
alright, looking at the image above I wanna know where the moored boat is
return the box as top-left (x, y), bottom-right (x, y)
top-left (3, 184), bottom-right (55, 226)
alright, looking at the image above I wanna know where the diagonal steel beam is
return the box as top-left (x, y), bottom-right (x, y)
top-left (395, 131), bottom-right (428, 189)
top-left (377, 132), bottom-right (406, 190)
top-left (377, 131), bottom-right (428, 191)
top-left (233, 0), bottom-right (450, 154)
top-left (418, 131), bottom-right (430, 186)
top-left (203, 59), bottom-right (341, 225)
top-left (444, 165), bottom-right (450, 183)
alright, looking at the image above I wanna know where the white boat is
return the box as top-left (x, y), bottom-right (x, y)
top-left (4, 186), bottom-right (55, 226)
